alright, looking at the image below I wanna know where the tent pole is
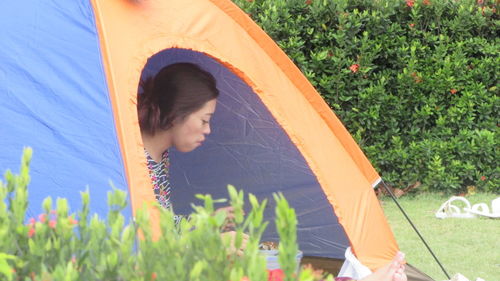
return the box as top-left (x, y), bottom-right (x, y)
top-left (380, 180), bottom-right (451, 280)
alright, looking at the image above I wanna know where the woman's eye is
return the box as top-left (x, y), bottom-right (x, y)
top-left (202, 120), bottom-right (209, 125)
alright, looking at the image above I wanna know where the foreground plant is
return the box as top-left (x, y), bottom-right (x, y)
top-left (0, 148), bottom-right (334, 281)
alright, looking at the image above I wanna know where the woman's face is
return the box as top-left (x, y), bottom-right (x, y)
top-left (170, 99), bottom-right (216, 152)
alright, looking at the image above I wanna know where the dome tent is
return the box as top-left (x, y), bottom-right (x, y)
top-left (0, 0), bottom-right (430, 277)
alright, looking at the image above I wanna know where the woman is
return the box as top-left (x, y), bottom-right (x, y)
top-left (138, 62), bottom-right (242, 249)
top-left (138, 62), bottom-right (219, 211)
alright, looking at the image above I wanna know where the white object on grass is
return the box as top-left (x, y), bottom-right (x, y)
top-left (447, 273), bottom-right (486, 281)
top-left (435, 196), bottom-right (500, 219)
top-left (435, 196), bottom-right (476, 219)
top-left (464, 197), bottom-right (500, 218)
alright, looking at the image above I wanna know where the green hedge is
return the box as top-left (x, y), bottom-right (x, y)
top-left (233, 0), bottom-right (499, 193)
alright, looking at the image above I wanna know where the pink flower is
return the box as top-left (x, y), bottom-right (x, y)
top-left (450, 89), bottom-right (457, 94)
top-left (49, 220), bottom-right (57, 229)
top-left (409, 23), bottom-right (415, 28)
top-left (151, 272), bottom-right (157, 281)
top-left (38, 213), bottom-right (46, 223)
top-left (28, 227), bottom-right (35, 238)
top-left (480, 176), bottom-right (486, 181)
top-left (305, 0), bottom-right (313, 4)
top-left (268, 269), bottom-right (285, 281)
top-left (349, 64), bottom-right (360, 73)
top-left (29, 218), bottom-right (36, 226)
top-left (68, 217), bottom-right (78, 225)
top-left (423, 0), bottom-right (430, 5)
top-left (406, 0), bottom-right (415, 7)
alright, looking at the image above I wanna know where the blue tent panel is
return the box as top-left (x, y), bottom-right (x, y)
top-left (0, 1), bottom-right (129, 219)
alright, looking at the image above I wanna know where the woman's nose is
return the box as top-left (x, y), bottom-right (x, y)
top-left (204, 124), bottom-right (211, 135)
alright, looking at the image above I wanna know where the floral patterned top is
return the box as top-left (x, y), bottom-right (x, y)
top-left (145, 149), bottom-right (183, 224)
top-left (145, 149), bottom-right (172, 209)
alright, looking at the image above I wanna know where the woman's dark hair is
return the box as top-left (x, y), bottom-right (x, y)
top-left (138, 63), bottom-right (219, 135)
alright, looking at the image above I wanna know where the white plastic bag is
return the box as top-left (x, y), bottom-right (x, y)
top-left (337, 247), bottom-right (372, 280)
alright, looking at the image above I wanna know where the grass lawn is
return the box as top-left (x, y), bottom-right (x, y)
top-left (381, 193), bottom-right (499, 281)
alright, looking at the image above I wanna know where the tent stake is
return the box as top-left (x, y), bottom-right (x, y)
top-left (380, 180), bottom-right (451, 280)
